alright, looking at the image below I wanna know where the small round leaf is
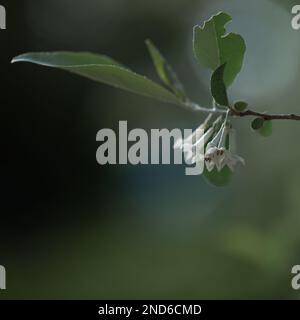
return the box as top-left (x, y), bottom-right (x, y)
top-left (251, 118), bottom-right (264, 130)
top-left (234, 101), bottom-right (248, 112)
top-left (259, 120), bottom-right (272, 137)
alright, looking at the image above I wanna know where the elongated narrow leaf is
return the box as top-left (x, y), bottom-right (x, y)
top-left (12, 52), bottom-right (183, 106)
top-left (211, 64), bottom-right (229, 106)
top-left (12, 51), bottom-right (122, 67)
top-left (145, 39), bottom-right (187, 101)
top-left (193, 12), bottom-right (246, 87)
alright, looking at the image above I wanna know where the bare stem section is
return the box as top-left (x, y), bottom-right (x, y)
top-left (187, 101), bottom-right (300, 121)
top-left (232, 109), bottom-right (300, 121)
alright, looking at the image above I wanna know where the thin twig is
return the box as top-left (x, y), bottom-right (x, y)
top-left (185, 101), bottom-right (300, 121)
top-left (231, 109), bottom-right (300, 121)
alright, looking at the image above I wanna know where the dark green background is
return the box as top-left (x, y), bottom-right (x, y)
top-left (1, 0), bottom-right (300, 299)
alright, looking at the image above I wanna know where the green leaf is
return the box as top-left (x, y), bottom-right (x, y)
top-left (211, 64), bottom-right (229, 106)
top-left (251, 118), bottom-right (264, 130)
top-left (145, 39), bottom-right (187, 101)
top-left (204, 166), bottom-right (233, 187)
top-left (234, 101), bottom-right (248, 112)
top-left (258, 120), bottom-right (273, 137)
top-left (12, 52), bottom-right (183, 106)
top-left (193, 12), bottom-right (246, 87)
top-left (12, 51), bottom-right (122, 67)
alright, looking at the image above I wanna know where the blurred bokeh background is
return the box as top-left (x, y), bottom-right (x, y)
top-left (1, 0), bottom-right (300, 299)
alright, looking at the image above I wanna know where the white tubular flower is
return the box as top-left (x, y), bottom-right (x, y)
top-left (204, 146), bottom-right (227, 172)
top-left (204, 126), bottom-right (245, 172)
top-left (184, 116), bottom-right (223, 165)
top-left (187, 127), bottom-right (214, 163)
top-left (204, 146), bottom-right (220, 172)
top-left (220, 129), bottom-right (245, 171)
top-left (173, 114), bottom-right (213, 150)
top-left (221, 148), bottom-right (245, 171)
top-left (204, 125), bottom-right (227, 172)
top-left (205, 124), bottom-right (224, 151)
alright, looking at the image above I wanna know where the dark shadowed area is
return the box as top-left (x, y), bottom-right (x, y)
top-left (1, 0), bottom-right (300, 299)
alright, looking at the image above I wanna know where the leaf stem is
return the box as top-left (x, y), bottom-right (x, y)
top-left (184, 101), bottom-right (227, 114)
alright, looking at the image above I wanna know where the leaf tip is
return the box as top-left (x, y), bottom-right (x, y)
top-left (11, 56), bottom-right (19, 64)
top-left (11, 54), bottom-right (28, 64)
top-left (144, 38), bottom-right (151, 46)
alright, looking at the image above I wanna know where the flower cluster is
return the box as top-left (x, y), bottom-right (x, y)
top-left (174, 114), bottom-right (245, 173)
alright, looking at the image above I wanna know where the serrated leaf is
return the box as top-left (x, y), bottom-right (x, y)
top-left (234, 101), bottom-right (248, 112)
top-left (193, 12), bottom-right (246, 87)
top-left (204, 166), bottom-right (232, 187)
top-left (12, 52), bottom-right (183, 106)
top-left (251, 118), bottom-right (264, 130)
top-left (211, 64), bottom-right (229, 106)
top-left (259, 120), bottom-right (272, 137)
top-left (145, 39), bottom-right (187, 101)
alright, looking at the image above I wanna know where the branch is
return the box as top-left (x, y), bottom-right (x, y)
top-left (231, 109), bottom-right (300, 121)
top-left (185, 101), bottom-right (300, 121)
